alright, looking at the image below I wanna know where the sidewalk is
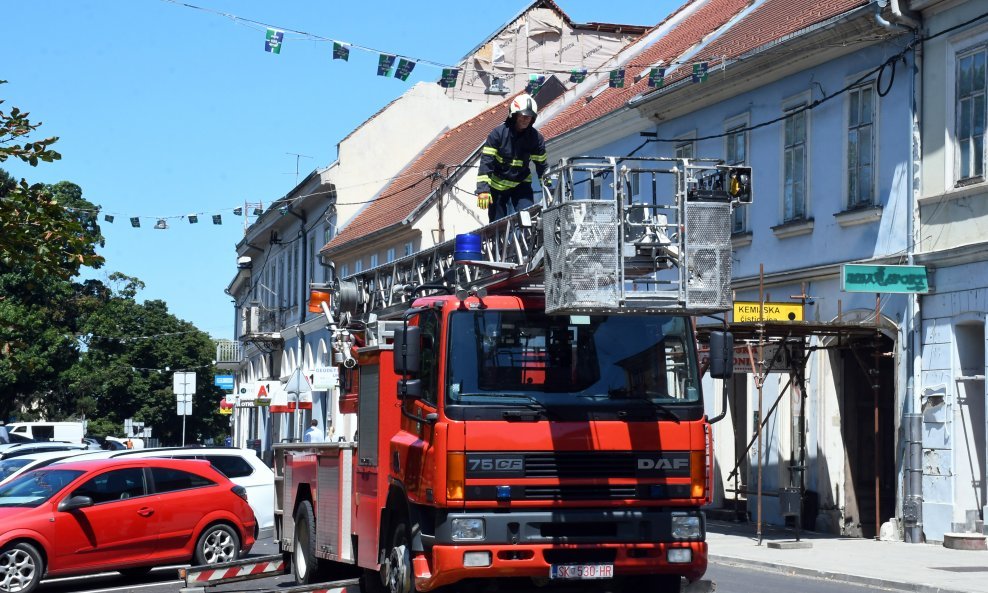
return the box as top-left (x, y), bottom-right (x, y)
top-left (706, 519), bottom-right (988, 593)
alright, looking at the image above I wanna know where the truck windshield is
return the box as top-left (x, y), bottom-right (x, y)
top-left (446, 311), bottom-right (699, 407)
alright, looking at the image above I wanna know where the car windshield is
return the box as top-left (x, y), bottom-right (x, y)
top-left (0, 458), bottom-right (32, 481)
top-left (0, 469), bottom-right (84, 507)
top-left (446, 311), bottom-right (699, 407)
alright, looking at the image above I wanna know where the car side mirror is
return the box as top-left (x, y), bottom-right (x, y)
top-left (58, 495), bottom-right (94, 512)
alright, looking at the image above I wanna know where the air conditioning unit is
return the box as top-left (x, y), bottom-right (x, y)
top-left (241, 303), bottom-right (261, 335)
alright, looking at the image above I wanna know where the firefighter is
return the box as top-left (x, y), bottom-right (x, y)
top-left (476, 93), bottom-right (549, 222)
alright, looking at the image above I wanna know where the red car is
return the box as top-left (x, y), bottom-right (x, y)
top-left (0, 457), bottom-right (256, 593)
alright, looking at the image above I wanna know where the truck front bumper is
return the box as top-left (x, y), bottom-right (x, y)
top-left (413, 508), bottom-right (706, 590)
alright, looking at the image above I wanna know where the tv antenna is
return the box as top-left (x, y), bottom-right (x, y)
top-left (285, 152), bottom-right (313, 186)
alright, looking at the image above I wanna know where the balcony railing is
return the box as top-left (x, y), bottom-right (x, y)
top-left (215, 340), bottom-right (243, 369)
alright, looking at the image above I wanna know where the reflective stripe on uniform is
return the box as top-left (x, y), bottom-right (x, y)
top-left (530, 153), bottom-right (547, 163)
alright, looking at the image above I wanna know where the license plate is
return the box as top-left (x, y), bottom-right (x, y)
top-left (550, 564), bottom-right (614, 580)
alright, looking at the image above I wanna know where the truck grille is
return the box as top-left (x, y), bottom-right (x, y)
top-left (465, 451), bottom-right (691, 479)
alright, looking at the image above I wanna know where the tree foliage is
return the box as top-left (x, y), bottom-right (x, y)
top-left (0, 80), bottom-right (105, 281)
top-left (0, 83), bottom-right (228, 445)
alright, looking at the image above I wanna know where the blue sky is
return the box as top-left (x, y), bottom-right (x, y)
top-left (4, 0), bottom-right (679, 339)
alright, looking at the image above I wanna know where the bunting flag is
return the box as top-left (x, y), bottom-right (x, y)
top-left (188, 214), bottom-right (199, 224)
top-left (608, 68), bottom-right (625, 88)
top-left (525, 74), bottom-right (545, 94)
top-left (130, 217), bottom-right (140, 228)
top-left (439, 68), bottom-right (459, 88)
top-left (332, 41), bottom-right (350, 61)
top-left (233, 207), bottom-right (243, 216)
top-left (377, 54), bottom-right (396, 77)
top-left (265, 28), bottom-right (284, 54)
top-left (569, 68), bottom-right (587, 83)
top-left (252, 207), bottom-right (263, 216)
top-left (212, 214), bottom-right (222, 225)
top-left (692, 62), bottom-right (708, 83)
top-left (154, 219), bottom-right (168, 229)
top-left (648, 67), bottom-right (666, 88)
top-left (395, 58), bottom-right (416, 81)
top-left (104, 214), bottom-right (114, 223)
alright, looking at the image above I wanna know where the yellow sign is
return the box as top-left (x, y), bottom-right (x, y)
top-left (733, 301), bottom-right (803, 322)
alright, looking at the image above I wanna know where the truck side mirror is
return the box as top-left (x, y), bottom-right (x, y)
top-left (708, 331), bottom-right (734, 379)
top-left (393, 326), bottom-right (421, 375)
top-left (398, 379), bottom-right (422, 401)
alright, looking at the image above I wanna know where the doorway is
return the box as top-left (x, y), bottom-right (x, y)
top-left (840, 335), bottom-right (895, 538)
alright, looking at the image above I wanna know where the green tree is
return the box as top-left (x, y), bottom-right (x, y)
top-left (0, 81), bottom-right (104, 281)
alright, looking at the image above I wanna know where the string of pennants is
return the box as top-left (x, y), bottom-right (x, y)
top-left (164, 1), bottom-right (717, 91)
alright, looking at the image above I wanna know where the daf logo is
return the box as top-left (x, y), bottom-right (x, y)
top-left (638, 458), bottom-right (689, 470)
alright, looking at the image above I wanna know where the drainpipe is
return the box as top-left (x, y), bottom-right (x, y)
top-left (874, 0), bottom-right (920, 31)
top-left (876, 0), bottom-right (924, 542)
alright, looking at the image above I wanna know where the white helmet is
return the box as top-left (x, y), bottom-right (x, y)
top-left (509, 94), bottom-right (538, 121)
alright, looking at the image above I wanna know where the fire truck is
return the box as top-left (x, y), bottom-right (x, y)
top-left (274, 156), bottom-right (749, 593)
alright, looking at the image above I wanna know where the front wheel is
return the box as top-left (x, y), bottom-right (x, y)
top-left (0, 542), bottom-right (43, 593)
top-left (194, 524), bottom-right (241, 565)
top-left (385, 522), bottom-right (413, 593)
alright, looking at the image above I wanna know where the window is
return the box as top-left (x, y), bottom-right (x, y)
top-left (339, 263), bottom-right (349, 279)
top-left (150, 466), bottom-right (214, 493)
top-left (73, 467), bottom-right (147, 503)
top-left (404, 242), bottom-right (414, 257)
top-left (726, 124), bottom-right (748, 232)
top-left (370, 253), bottom-right (379, 268)
top-left (387, 247), bottom-right (396, 263)
top-left (309, 235), bottom-right (317, 284)
top-left (418, 310), bottom-right (441, 406)
top-left (848, 84), bottom-right (876, 208)
top-left (957, 47), bottom-right (986, 183)
top-left (783, 105), bottom-right (807, 221)
top-left (200, 455), bottom-right (254, 479)
top-left (354, 258), bottom-right (363, 273)
top-left (675, 141), bottom-right (694, 160)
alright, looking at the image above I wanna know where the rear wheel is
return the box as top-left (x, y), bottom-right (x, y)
top-left (294, 500), bottom-right (327, 584)
top-left (0, 542), bottom-right (43, 593)
top-left (194, 524), bottom-right (241, 565)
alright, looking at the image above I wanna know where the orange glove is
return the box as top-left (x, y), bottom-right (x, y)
top-left (477, 192), bottom-right (492, 209)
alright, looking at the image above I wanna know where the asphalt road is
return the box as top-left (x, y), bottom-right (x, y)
top-left (33, 540), bottom-right (895, 593)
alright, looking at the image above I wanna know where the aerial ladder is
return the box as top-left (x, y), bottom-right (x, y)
top-left (317, 155), bottom-right (750, 354)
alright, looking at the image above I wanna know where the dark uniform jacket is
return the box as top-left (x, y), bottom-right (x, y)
top-left (476, 121), bottom-right (548, 194)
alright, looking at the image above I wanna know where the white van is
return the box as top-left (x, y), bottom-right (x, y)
top-left (4, 422), bottom-right (85, 444)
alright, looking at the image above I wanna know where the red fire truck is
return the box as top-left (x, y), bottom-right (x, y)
top-left (275, 156), bottom-right (749, 593)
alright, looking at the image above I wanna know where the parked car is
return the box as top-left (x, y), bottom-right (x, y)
top-left (0, 442), bottom-right (88, 460)
top-left (0, 426), bottom-right (33, 445)
top-left (0, 457), bottom-right (256, 593)
top-left (58, 446), bottom-right (275, 538)
top-left (0, 450), bottom-right (88, 485)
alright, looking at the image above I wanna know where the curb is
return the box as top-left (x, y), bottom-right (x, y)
top-left (709, 554), bottom-right (970, 593)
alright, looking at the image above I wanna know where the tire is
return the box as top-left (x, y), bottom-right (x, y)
top-left (293, 500), bottom-right (325, 584)
top-left (194, 524), bottom-right (241, 565)
top-left (0, 542), bottom-right (43, 593)
top-left (385, 521), bottom-right (414, 593)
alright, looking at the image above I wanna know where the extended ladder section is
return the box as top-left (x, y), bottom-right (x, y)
top-left (323, 156), bottom-right (750, 327)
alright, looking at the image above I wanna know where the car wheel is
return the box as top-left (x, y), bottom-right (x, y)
top-left (194, 524), bottom-right (240, 565)
top-left (0, 542), bottom-right (43, 593)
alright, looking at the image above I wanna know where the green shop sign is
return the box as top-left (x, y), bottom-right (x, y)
top-left (841, 264), bottom-right (929, 294)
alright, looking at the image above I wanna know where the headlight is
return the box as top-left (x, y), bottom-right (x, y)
top-left (451, 518), bottom-right (485, 541)
top-left (671, 514), bottom-right (701, 539)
